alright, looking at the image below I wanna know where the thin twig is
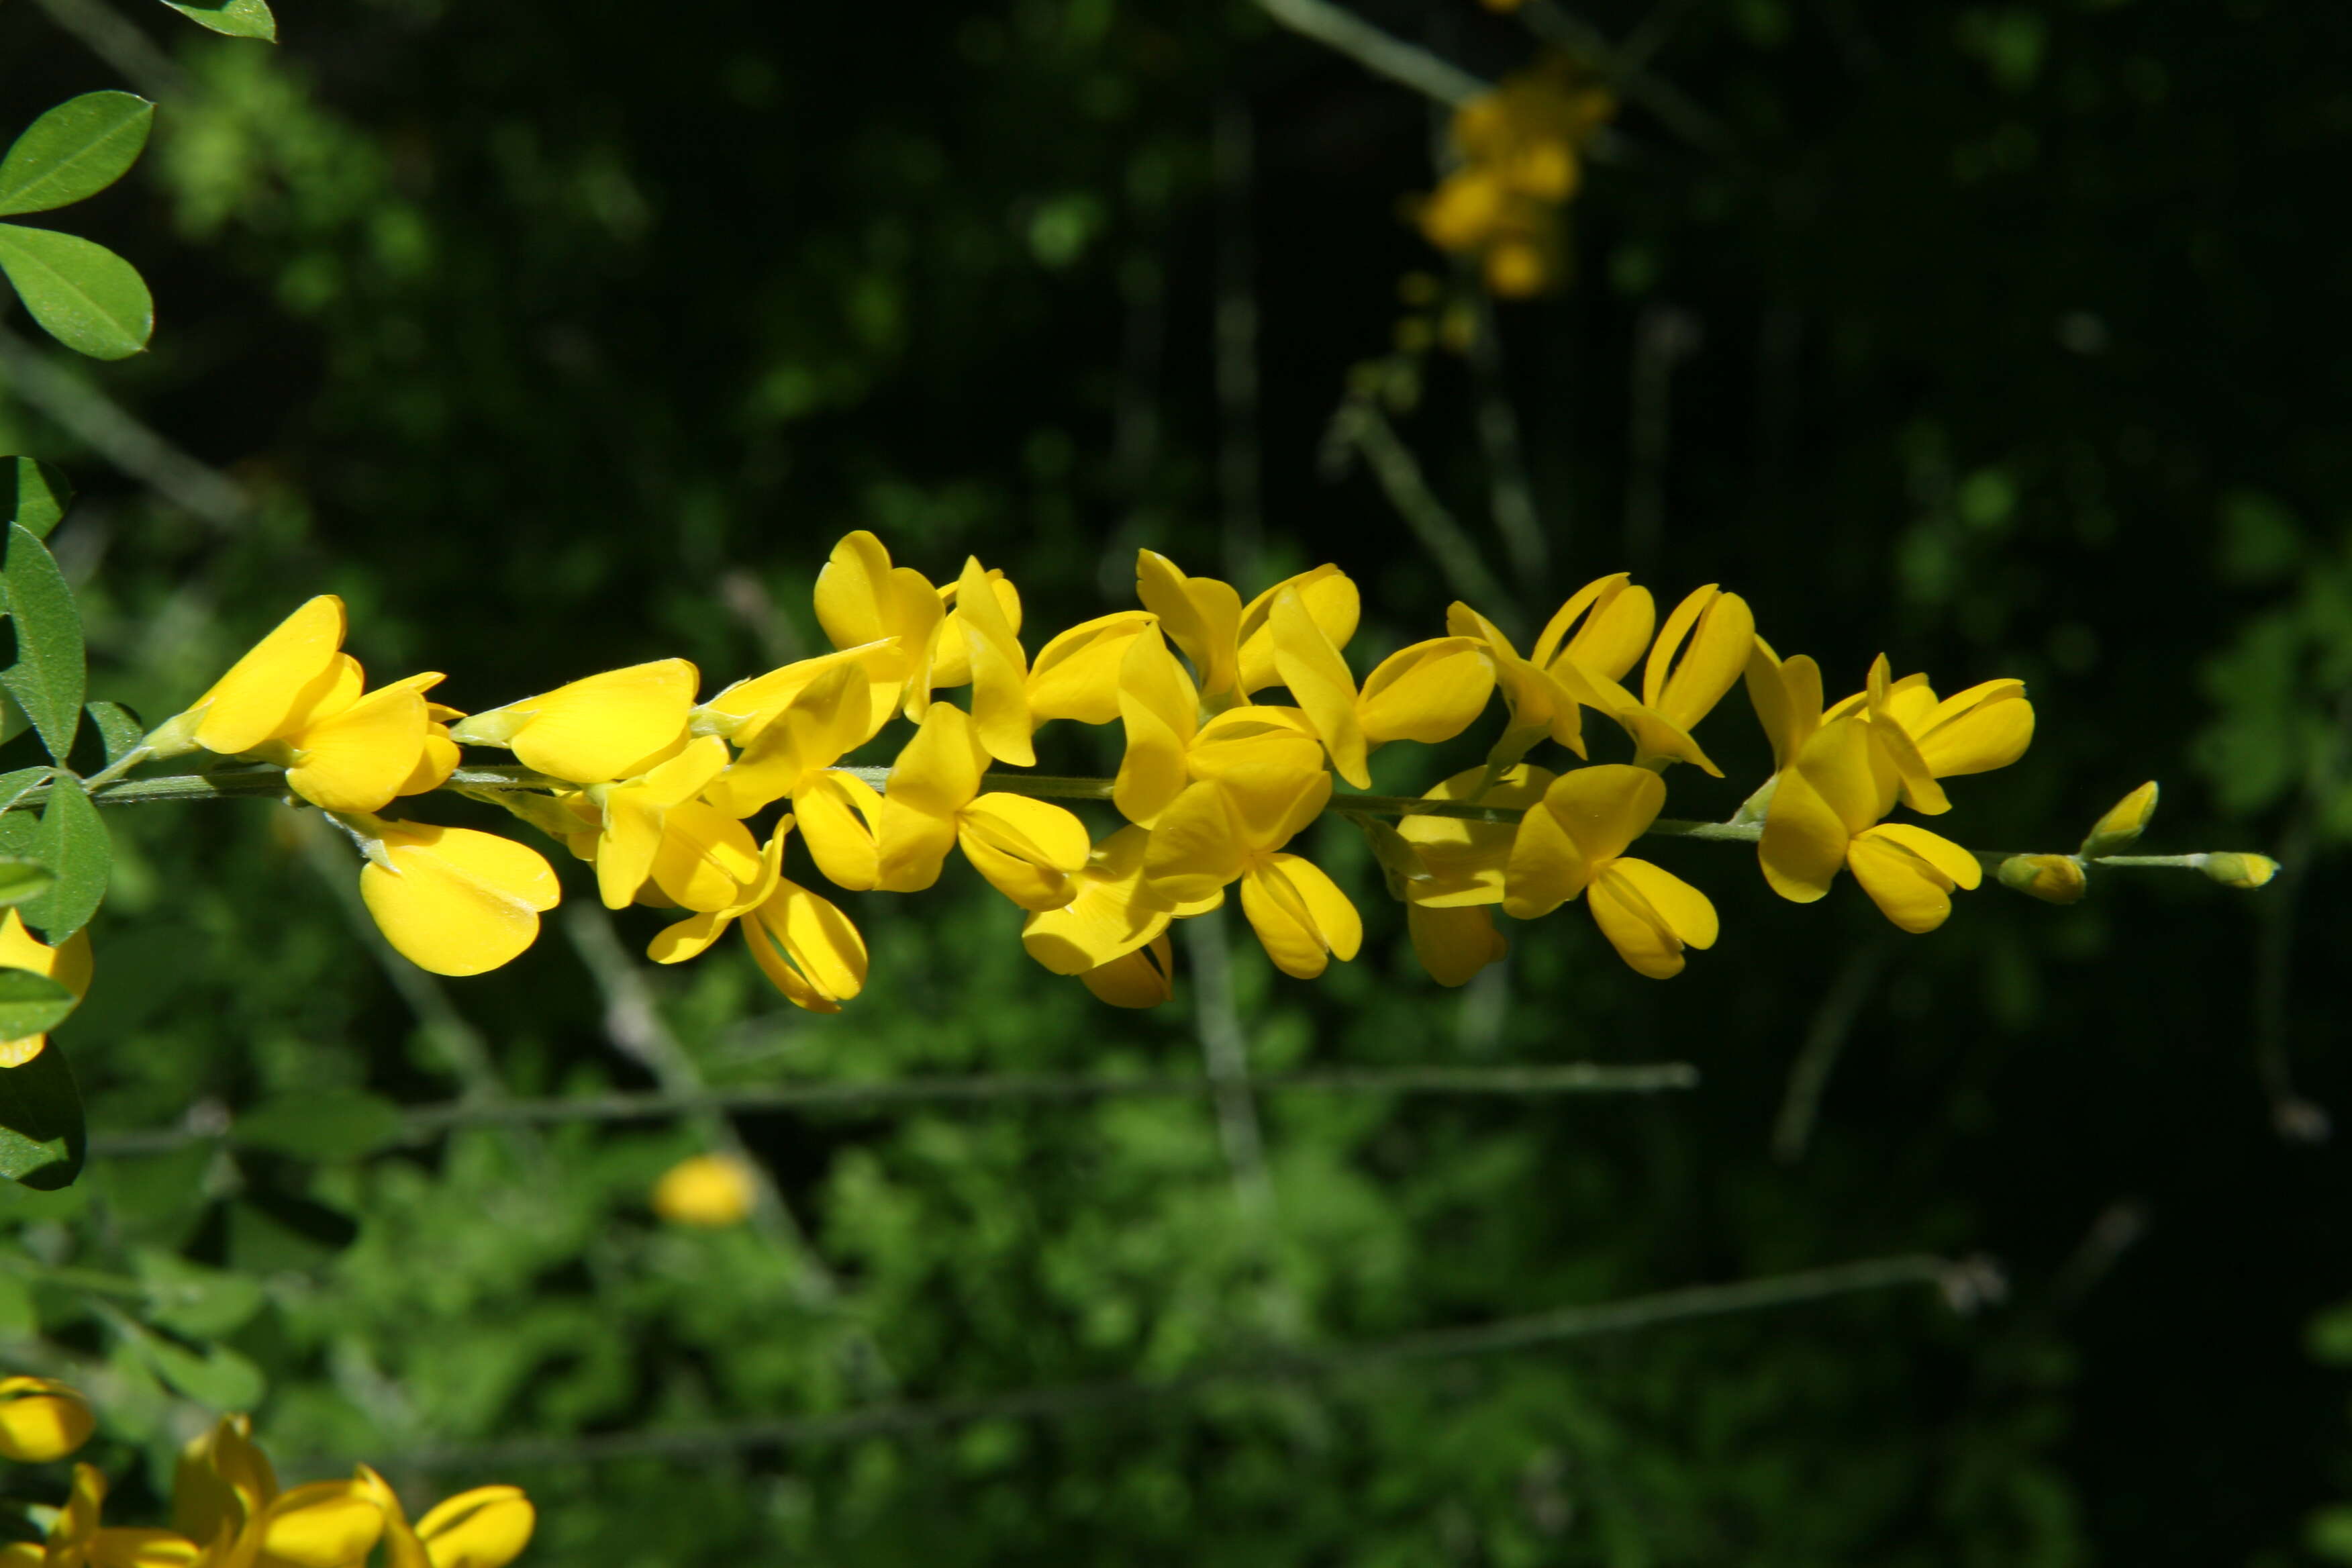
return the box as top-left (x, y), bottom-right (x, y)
top-left (1214, 95), bottom-right (1263, 589)
top-left (344, 1251), bottom-right (1966, 1472)
top-left (1465, 291), bottom-right (1549, 586)
top-left (1251, 0), bottom-right (1488, 107)
top-left (1514, 0), bottom-right (1732, 156)
top-left (1770, 944), bottom-right (1888, 1163)
top-left (23, 0), bottom-right (193, 99)
top-left (1184, 910), bottom-right (1278, 1228)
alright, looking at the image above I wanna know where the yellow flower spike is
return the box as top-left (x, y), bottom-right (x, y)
top-left (2081, 781), bottom-right (2159, 859)
top-left (1135, 550), bottom-right (1244, 708)
top-left (814, 531), bottom-right (946, 724)
top-left (281, 671), bottom-right (442, 815)
top-left (145, 595), bottom-right (348, 758)
top-left (929, 565), bottom-right (1024, 687)
top-left (1846, 824), bottom-right (1983, 933)
top-left (1445, 602), bottom-right (1587, 771)
top-left (1356, 636), bottom-right (1498, 748)
top-left (1268, 585), bottom-right (1370, 789)
top-left (1999, 853), bottom-right (2088, 904)
top-left (1240, 853), bottom-right (1363, 979)
top-left (695, 639), bottom-right (903, 747)
top-left (1112, 626), bottom-right (1200, 828)
top-left (448, 658), bottom-right (698, 785)
top-left (1236, 564), bottom-right (1361, 694)
top-left (948, 555), bottom-right (1036, 766)
top-left (348, 818), bottom-right (562, 976)
top-left (1530, 573), bottom-right (1656, 686)
top-left (0, 1377), bottom-right (94, 1461)
top-left (1078, 934), bottom-right (1176, 1009)
top-left (652, 1154), bottom-right (759, 1228)
top-left (590, 736), bottom-right (730, 908)
top-left (1027, 611), bottom-right (1159, 727)
top-left (1407, 903), bottom-right (1510, 987)
top-left (0, 913), bottom-right (91, 1068)
top-left (1021, 826), bottom-right (1220, 977)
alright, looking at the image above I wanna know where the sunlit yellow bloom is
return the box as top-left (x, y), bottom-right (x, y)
top-left (1408, 905), bottom-right (1511, 987)
top-left (1142, 767), bottom-right (1358, 979)
top-left (1417, 62), bottom-right (1614, 296)
top-left (1355, 637), bottom-right (1498, 749)
top-left (1828, 654), bottom-right (2035, 814)
top-left (450, 659), bottom-right (697, 785)
top-left (0, 914), bottom-right (91, 1068)
top-left (2081, 780), bottom-right (2158, 859)
top-left (1445, 602), bottom-right (1588, 769)
top-left (1133, 550), bottom-right (1359, 715)
top-left (1757, 718), bottom-right (1984, 932)
top-left (353, 1467), bottom-right (536, 1568)
top-left (0, 1462), bottom-right (199, 1568)
top-left (940, 556), bottom-right (1035, 766)
top-left (344, 817), bottom-right (561, 976)
top-left (583, 736), bottom-right (759, 911)
top-left (1021, 826), bottom-right (1220, 983)
top-left (143, 595), bottom-right (347, 759)
top-left (698, 663), bottom-right (884, 890)
top-left (1743, 638), bottom-right (1825, 772)
top-left (1078, 934), bottom-right (1176, 1008)
top-left (692, 640), bottom-right (903, 747)
top-left (928, 564), bottom-right (1022, 686)
top-left (172, 1418), bottom-right (383, 1568)
top-left (876, 703), bottom-right (1087, 910)
top-left (1529, 573), bottom-right (1653, 685)
top-left (268, 667), bottom-right (444, 815)
top-left (814, 530), bottom-right (944, 728)
top-left (1026, 611), bottom-right (1157, 726)
top-left (648, 826), bottom-right (868, 1012)
top-left (1501, 765), bottom-right (1718, 977)
top-left (649, 1153), bottom-right (758, 1228)
top-left (1621, 585), bottom-right (1754, 771)
top-left (0, 1377), bottom-right (93, 1462)
top-left (1998, 854), bottom-right (2087, 904)
top-left (403, 701), bottom-right (465, 797)
top-left (1265, 584), bottom-right (1371, 787)
top-left (1113, 629), bottom-right (1336, 830)
top-left (1379, 767), bottom-right (1553, 987)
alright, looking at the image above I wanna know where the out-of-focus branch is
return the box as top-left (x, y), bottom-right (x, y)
top-left (24, 0), bottom-right (193, 100)
top-left (1516, 0), bottom-right (1730, 154)
top-left (1771, 944), bottom-right (1888, 1163)
top-left (1251, 0), bottom-right (1489, 107)
top-left (1324, 397), bottom-right (1523, 638)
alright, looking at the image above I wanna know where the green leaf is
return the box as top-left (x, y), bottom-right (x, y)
top-left (0, 93), bottom-right (155, 217)
top-left (134, 1249), bottom-right (265, 1339)
top-left (3, 525), bottom-right (85, 763)
top-left (85, 701), bottom-right (144, 765)
top-left (0, 968), bottom-right (77, 1040)
top-left (232, 1088), bottom-right (407, 1161)
top-left (21, 775), bottom-right (107, 941)
top-left (3, 459), bottom-right (72, 540)
top-left (0, 859), bottom-right (54, 910)
top-left (157, 0), bottom-right (278, 41)
top-left (0, 224), bottom-right (153, 360)
top-left (0, 1038), bottom-right (83, 1189)
top-left (130, 1331), bottom-right (265, 1411)
top-left (0, 768), bottom-right (48, 818)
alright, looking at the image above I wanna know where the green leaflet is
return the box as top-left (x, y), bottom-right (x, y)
top-left (3, 525), bottom-right (85, 763)
top-left (0, 93), bottom-right (154, 217)
top-left (22, 775), bottom-right (107, 941)
top-left (0, 1034), bottom-right (83, 1189)
top-left (0, 859), bottom-right (54, 910)
top-left (0, 224), bottom-right (154, 360)
top-left (85, 701), bottom-right (145, 765)
top-left (157, 0), bottom-right (278, 41)
top-left (3, 458), bottom-right (73, 540)
top-left (0, 967), bottom-right (77, 1041)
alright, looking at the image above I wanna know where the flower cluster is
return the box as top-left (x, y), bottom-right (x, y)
top-left (0, 1380), bottom-right (532, 1568)
top-left (138, 532), bottom-right (2054, 1016)
top-left (1416, 59), bottom-right (1616, 297)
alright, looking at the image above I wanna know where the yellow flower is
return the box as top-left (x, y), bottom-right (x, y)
top-left (171, 1417), bottom-right (383, 1568)
top-left (1389, 764), bottom-right (1555, 987)
top-left (1021, 826), bottom-right (1220, 987)
top-left (449, 659), bottom-right (699, 785)
top-left (1025, 611), bottom-right (1159, 727)
top-left (1757, 718), bottom-right (1984, 933)
top-left (1416, 62), bottom-right (1613, 295)
top-left (691, 640), bottom-right (904, 748)
top-left (650, 1153), bottom-right (758, 1228)
top-left (648, 826), bottom-right (868, 1013)
top-left (1355, 636), bottom-right (1499, 750)
top-left (1446, 602), bottom-right (1590, 771)
top-left (1407, 903), bottom-right (1512, 988)
top-left (0, 1462), bottom-right (200, 1568)
top-left (143, 595), bottom-right (348, 759)
top-left (1998, 854), bottom-right (2087, 904)
top-left (812, 530), bottom-right (944, 727)
top-left (1827, 654), bottom-right (2035, 814)
top-left (584, 736), bottom-right (763, 912)
top-left (1077, 934), bottom-right (1177, 1008)
top-left (1142, 767), bottom-right (1359, 979)
top-left (344, 816), bottom-right (562, 976)
top-left (1132, 550), bottom-right (1359, 715)
top-left (0, 912), bottom-right (91, 1068)
top-left (0, 1377), bottom-right (93, 1462)
top-left (875, 704), bottom-right (1088, 910)
top-left (697, 663), bottom-right (885, 890)
top-left (2081, 780), bottom-right (2158, 858)
top-left (1528, 572), bottom-right (1654, 686)
top-left (352, 1466), bottom-right (535, 1568)
top-left (936, 556), bottom-right (1036, 766)
top-left (1501, 765), bottom-right (1718, 978)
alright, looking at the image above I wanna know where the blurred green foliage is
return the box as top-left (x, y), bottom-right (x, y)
top-left (2, 0), bottom-right (2349, 1563)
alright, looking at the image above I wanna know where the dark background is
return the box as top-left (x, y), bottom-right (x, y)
top-left (3, 0), bottom-right (2349, 1561)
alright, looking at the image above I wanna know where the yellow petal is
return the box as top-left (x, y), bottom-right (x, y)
top-left (1530, 573), bottom-right (1654, 681)
top-left (1267, 586), bottom-right (1367, 787)
top-left (960, 793), bottom-right (1089, 910)
top-left (1587, 863), bottom-right (1688, 979)
top-left (1864, 823), bottom-right (1983, 890)
top-left (954, 556), bottom-right (1036, 766)
top-left (185, 595), bottom-right (349, 754)
top-left (814, 534), bottom-right (944, 718)
top-left (1792, 717), bottom-right (1894, 836)
top-left (1135, 550), bottom-right (1242, 705)
top-left (454, 660), bottom-right (699, 785)
top-left (1079, 936), bottom-right (1176, 1008)
top-left (1605, 856), bottom-right (1718, 948)
top-left (930, 569), bottom-right (1024, 687)
top-left (1861, 656), bottom-right (1951, 816)
top-left (416, 1487), bottom-right (535, 1568)
top-left (1237, 564), bottom-right (1359, 692)
top-left (2082, 781), bottom-right (2158, 857)
top-left (1113, 626), bottom-right (1199, 828)
top-left (1357, 637), bottom-right (1497, 748)
top-left (648, 801), bottom-right (765, 912)
top-left (882, 700), bottom-right (987, 818)
top-left (1449, 602), bottom-right (1585, 761)
top-left (1395, 763), bottom-right (1553, 907)
top-left (0, 1376), bottom-right (93, 1462)
top-left (1501, 798), bottom-right (1588, 920)
top-left (359, 824), bottom-right (561, 976)
top-left (1407, 903), bottom-right (1509, 987)
top-left (1027, 611), bottom-right (1157, 726)
top-left (742, 881), bottom-right (867, 1010)
top-left (89, 1526), bottom-right (200, 1567)
top-left (1141, 780), bottom-right (1248, 905)
top-left (1757, 767), bottom-right (1850, 904)
top-left (285, 677), bottom-right (433, 814)
top-left (702, 660), bottom-right (868, 818)
top-left (1847, 827), bottom-right (1965, 934)
top-left (1744, 643), bottom-right (1822, 771)
top-left (793, 770), bottom-right (883, 891)
top-left (258, 1483), bottom-right (387, 1568)
top-left (1219, 761), bottom-right (1332, 859)
top-left (876, 799), bottom-right (961, 893)
top-left (1915, 679), bottom-right (2035, 777)
top-left (1998, 852), bottom-right (2088, 904)
top-left (1239, 854), bottom-right (1359, 979)
top-left (706, 640), bottom-right (901, 746)
top-left (1642, 585), bottom-right (1755, 734)
top-left (595, 790), bottom-right (665, 910)
top-left (397, 728), bottom-right (461, 797)
top-left (1539, 764), bottom-right (1665, 866)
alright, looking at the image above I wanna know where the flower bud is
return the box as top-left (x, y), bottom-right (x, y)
top-left (1998, 854), bottom-right (2087, 905)
top-left (0, 1377), bottom-right (95, 1462)
top-left (2080, 781), bottom-right (2159, 859)
top-left (2201, 852), bottom-right (2279, 889)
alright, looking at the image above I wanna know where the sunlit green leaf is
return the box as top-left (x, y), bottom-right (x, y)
top-left (157, 0), bottom-right (278, 41)
top-left (0, 93), bottom-right (154, 217)
top-left (3, 458), bottom-right (72, 540)
top-left (0, 224), bottom-right (153, 360)
top-left (0, 1035), bottom-right (82, 1189)
top-left (22, 775), bottom-right (107, 941)
top-left (2, 525), bottom-right (85, 764)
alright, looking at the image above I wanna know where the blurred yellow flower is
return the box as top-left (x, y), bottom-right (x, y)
top-left (1416, 61), bottom-right (1614, 296)
top-left (0, 913), bottom-right (91, 1068)
top-left (650, 1153), bottom-right (759, 1228)
top-left (0, 1377), bottom-right (93, 1463)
